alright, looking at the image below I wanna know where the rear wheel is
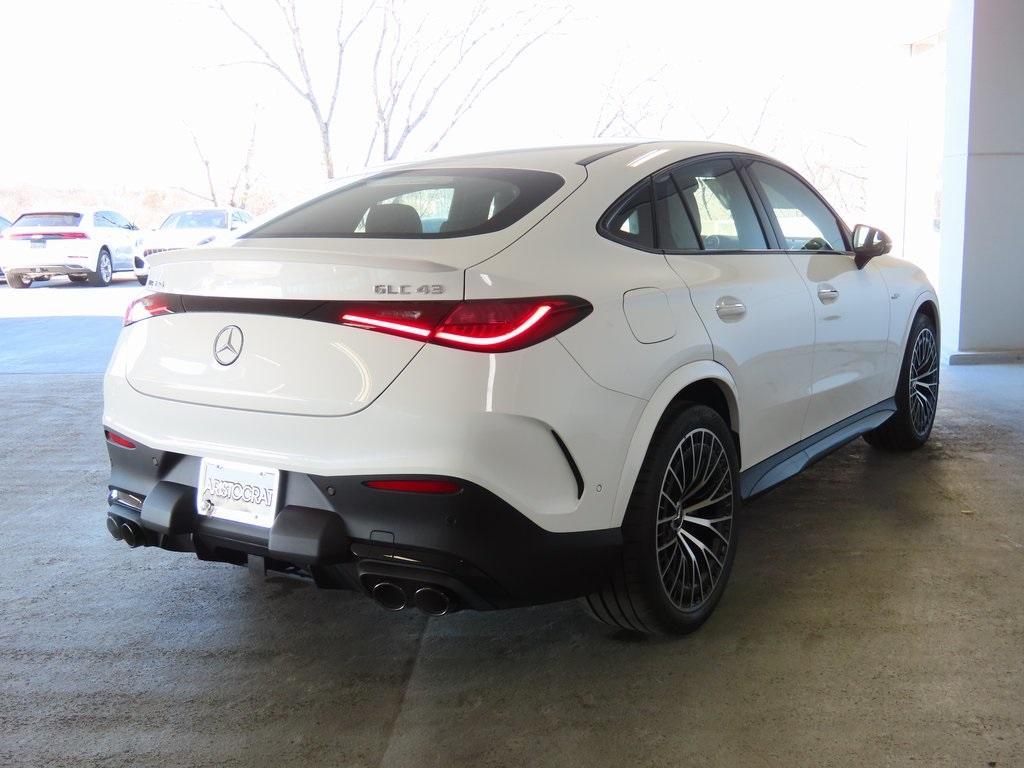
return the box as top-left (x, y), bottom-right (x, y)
top-left (136, 274), bottom-right (148, 286)
top-left (6, 271), bottom-right (31, 289)
top-left (89, 249), bottom-right (113, 287)
top-left (864, 312), bottom-right (939, 450)
top-left (583, 404), bottom-right (739, 635)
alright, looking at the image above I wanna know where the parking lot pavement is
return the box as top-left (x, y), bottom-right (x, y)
top-left (0, 275), bottom-right (142, 374)
top-left (1, 350), bottom-right (1022, 764)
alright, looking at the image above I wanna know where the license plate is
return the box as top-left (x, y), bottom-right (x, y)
top-left (29, 239), bottom-right (46, 248)
top-left (197, 458), bottom-right (280, 528)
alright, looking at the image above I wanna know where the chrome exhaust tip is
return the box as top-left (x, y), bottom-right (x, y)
top-left (414, 586), bottom-right (452, 617)
top-left (120, 522), bottom-right (142, 548)
top-left (106, 515), bottom-right (123, 541)
top-left (371, 581), bottom-right (407, 611)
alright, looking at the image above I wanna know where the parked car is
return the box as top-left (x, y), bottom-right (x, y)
top-left (135, 207), bottom-right (252, 285)
top-left (0, 216), bottom-right (9, 282)
top-left (103, 142), bottom-right (939, 635)
top-left (1, 209), bottom-right (141, 288)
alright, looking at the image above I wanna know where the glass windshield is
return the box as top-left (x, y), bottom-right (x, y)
top-left (161, 210), bottom-right (228, 230)
top-left (14, 212), bottom-right (82, 227)
top-left (245, 168), bottom-right (564, 239)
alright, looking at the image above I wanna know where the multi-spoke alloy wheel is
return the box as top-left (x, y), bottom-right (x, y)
top-left (909, 327), bottom-right (939, 437)
top-left (656, 428), bottom-right (734, 611)
top-left (864, 311), bottom-right (939, 451)
top-left (583, 404), bottom-right (740, 635)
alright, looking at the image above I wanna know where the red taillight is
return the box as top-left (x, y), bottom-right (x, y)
top-left (8, 231), bottom-right (88, 240)
top-left (124, 293), bottom-right (176, 326)
top-left (104, 430), bottom-right (136, 449)
top-left (338, 297), bottom-right (591, 352)
top-left (364, 479), bottom-right (462, 494)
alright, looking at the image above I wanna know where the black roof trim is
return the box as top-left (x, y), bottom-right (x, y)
top-left (576, 143), bottom-right (647, 167)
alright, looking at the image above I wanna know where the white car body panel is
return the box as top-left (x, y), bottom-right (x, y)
top-left (103, 141), bottom-right (938, 544)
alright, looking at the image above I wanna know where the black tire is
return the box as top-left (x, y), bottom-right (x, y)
top-left (864, 312), bottom-right (939, 451)
top-left (68, 275), bottom-right (89, 284)
top-left (6, 271), bottom-right (31, 289)
top-left (89, 249), bottom-right (113, 287)
top-left (136, 274), bottom-right (148, 286)
top-left (583, 404), bottom-right (740, 635)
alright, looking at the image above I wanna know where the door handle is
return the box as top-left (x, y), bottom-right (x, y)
top-left (715, 296), bottom-right (747, 319)
top-left (817, 284), bottom-right (839, 304)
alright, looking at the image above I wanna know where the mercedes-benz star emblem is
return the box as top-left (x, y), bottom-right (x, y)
top-left (213, 325), bottom-right (243, 366)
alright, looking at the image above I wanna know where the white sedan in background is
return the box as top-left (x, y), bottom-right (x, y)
top-left (1, 209), bottom-right (141, 288)
top-left (135, 207), bottom-right (252, 285)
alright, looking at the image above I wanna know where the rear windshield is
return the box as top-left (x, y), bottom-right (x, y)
top-left (14, 212), bottom-right (82, 227)
top-left (245, 168), bottom-right (564, 239)
top-left (161, 210), bottom-right (228, 230)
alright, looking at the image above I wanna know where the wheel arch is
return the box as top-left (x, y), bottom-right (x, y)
top-left (904, 290), bottom-right (940, 350)
top-left (611, 360), bottom-right (740, 527)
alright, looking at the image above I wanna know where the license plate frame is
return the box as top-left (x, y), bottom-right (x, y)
top-left (197, 458), bottom-right (280, 528)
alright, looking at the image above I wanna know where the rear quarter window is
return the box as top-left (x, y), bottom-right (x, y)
top-left (245, 168), bottom-right (564, 239)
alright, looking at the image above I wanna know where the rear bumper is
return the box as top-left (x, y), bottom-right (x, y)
top-left (106, 437), bottom-right (622, 609)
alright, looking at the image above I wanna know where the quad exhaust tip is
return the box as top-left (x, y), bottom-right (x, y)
top-left (107, 514), bottom-right (144, 548)
top-left (371, 581), bottom-right (407, 611)
top-left (414, 587), bottom-right (452, 617)
top-left (370, 582), bottom-right (454, 615)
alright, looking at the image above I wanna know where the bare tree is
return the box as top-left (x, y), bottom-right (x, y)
top-left (214, 0), bottom-right (565, 175)
top-left (213, 0), bottom-right (374, 178)
top-left (229, 105), bottom-right (261, 208)
top-left (366, 0), bottom-right (568, 164)
top-left (593, 64), bottom-right (673, 139)
top-left (176, 106), bottom-right (261, 209)
top-left (175, 127), bottom-right (220, 205)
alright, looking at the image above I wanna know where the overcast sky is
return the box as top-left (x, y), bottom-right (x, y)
top-left (0, 0), bottom-right (949, 198)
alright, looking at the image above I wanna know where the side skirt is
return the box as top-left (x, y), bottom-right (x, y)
top-left (739, 398), bottom-right (896, 500)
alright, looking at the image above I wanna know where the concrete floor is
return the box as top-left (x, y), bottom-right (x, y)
top-left (1, 363), bottom-right (1022, 768)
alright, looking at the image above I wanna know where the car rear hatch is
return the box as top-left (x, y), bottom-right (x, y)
top-left (124, 160), bottom-right (585, 416)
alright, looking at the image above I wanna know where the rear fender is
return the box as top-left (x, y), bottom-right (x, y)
top-left (611, 360), bottom-right (739, 527)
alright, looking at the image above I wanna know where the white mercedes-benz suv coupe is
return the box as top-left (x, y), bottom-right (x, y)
top-left (103, 142), bottom-right (939, 634)
top-left (2, 209), bottom-right (141, 288)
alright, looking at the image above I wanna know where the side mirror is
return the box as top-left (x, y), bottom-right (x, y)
top-left (852, 224), bottom-right (891, 269)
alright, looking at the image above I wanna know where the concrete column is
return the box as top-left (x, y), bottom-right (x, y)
top-left (940, 0), bottom-right (1024, 363)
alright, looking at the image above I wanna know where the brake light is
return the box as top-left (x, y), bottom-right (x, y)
top-left (338, 297), bottom-right (591, 352)
top-left (364, 479), bottom-right (462, 494)
top-left (7, 231), bottom-right (88, 239)
top-left (124, 293), bottom-right (176, 326)
top-left (104, 429), bottom-right (136, 449)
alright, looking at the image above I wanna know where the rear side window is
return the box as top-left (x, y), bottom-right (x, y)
top-left (602, 182), bottom-right (655, 249)
top-left (246, 168), bottom-right (564, 239)
top-left (14, 212), bottom-right (82, 227)
top-left (653, 173), bottom-right (699, 250)
top-left (748, 161), bottom-right (846, 252)
top-left (672, 159), bottom-right (767, 251)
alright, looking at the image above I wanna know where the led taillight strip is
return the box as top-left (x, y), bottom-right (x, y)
top-left (122, 293), bottom-right (593, 353)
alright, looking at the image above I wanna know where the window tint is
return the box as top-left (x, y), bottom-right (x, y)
top-left (653, 173), bottom-right (699, 250)
top-left (749, 162), bottom-right (846, 251)
top-left (94, 211), bottom-right (118, 228)
top-left (13, 212), bottom-right (81, 227)
top-left (246, 168), bottom-right (564, 239)
top-left (603, 181), bottom-right (655, 249)
top-left (672, 159), bottom-right (766, 251)
top-left (161, 210), bottom-right (228, 229)
top-left (107, 211), bottom-right (130, 228)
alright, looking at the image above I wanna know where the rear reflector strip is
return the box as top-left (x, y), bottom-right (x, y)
top-left (104, 430), bottom-right (136, 449)
top-left (363, 479), bottom-right (462, 494)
